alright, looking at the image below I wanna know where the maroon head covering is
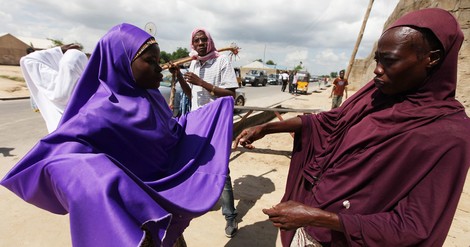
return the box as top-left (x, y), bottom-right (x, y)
top-left (281, 8), bottom-right (469, 246)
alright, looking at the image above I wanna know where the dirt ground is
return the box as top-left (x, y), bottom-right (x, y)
top-left (0, 65), bottom-right (469, 246)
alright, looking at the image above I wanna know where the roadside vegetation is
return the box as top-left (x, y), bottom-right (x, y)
top-left (0, 75), bottom-right (24, 82)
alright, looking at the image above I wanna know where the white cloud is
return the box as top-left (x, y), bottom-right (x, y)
top-left (1, 0), bottom-right (399, 75)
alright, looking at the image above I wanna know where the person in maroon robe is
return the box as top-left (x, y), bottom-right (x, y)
top-left (233, 8), bottom-right (470, 247)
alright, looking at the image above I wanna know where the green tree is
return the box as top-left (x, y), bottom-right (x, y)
top-left (160, 51), bottom-right (172, 63)
top-left (293, 61), bottom-right (304, 71)
top-left (47, 38), bottom-right (63, 47)
top-left (47, 38), bottom-right (84, 50)
top-left (160, 47), bottom-right (189, 63)
top-left (171, 47), bottom-right (189, 60)
top-left (294, 65), bottom-right (303, 71)
top-left (266, 60), bottom-right (276, 65)
top-left (254, 59), bottom-right (263, 62)
top-left (330, 72), bottom-right (338, 78)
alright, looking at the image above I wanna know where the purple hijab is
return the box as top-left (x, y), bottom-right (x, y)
top-left (1, 23), bottom-right (234, 247)
top-left (282, 8), bottom-right (470, 246)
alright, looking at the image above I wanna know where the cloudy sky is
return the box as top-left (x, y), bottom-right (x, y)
top-left (2, 0), bottom-right (399, 75)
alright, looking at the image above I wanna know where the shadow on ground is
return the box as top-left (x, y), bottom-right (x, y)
top-left (230, 147), bottom-right (292, 162)
top-left (225, 219), bottom-right (279, 247)
top-left (0, 147), bottom-right (15, 157)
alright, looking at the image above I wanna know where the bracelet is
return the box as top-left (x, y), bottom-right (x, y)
top-left (210, 85), bottom-right (216, 96)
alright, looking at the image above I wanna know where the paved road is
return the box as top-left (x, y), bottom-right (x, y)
top-left (0, 99), bottom-right (47, 158)
top-left (237, 83), bottom-right (296, 107)
top-left (0, 84), bottom-right (295, 141)
top-left (0, 85), bottom-right (299, 174)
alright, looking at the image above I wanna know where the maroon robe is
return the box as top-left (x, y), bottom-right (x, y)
top-left (281, 8), bottom-right (470, 246)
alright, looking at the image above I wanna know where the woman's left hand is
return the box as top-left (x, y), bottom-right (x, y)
top-left (262, 200), bottom-right (341, 232)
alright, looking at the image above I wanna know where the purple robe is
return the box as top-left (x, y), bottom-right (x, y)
top-left (1, 23), bottom-right (234, 247)
top-left (281, 8), bottom-right (470, 246)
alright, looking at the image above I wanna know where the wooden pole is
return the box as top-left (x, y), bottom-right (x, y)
top-left (345, 0), bottom-right (374, 81)
top-left (169, 73), bottom-right (176, 109)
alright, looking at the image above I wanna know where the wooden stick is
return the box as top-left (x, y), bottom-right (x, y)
top-left (169, 71), bottom-right (176, 110)
top-left (161, 46), bottom-right (239, 70)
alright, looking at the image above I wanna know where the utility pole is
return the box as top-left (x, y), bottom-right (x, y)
top-left (345, 0), bottom-right (374, 81)
top-left (263, 44), bottom-right (266, 64)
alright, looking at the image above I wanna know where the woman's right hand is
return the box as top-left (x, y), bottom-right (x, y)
top-left (232, 125), bottom-right (265, 149)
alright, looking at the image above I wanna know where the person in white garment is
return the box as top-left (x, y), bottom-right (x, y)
top-left (21, 44), bottom-right (88, 132)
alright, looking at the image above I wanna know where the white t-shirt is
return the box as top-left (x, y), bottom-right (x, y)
top-left (188, 54), bottom-right (238, 110)
top-left (292, 75), bottom-right (298, 85)
top-left (281, 73), bottom-right (289, 80)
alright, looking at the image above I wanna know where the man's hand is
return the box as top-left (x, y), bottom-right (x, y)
top-left (168, 63), bottom-right (183, 79)
top-left (232, 125), bottom-right (265, 149)
top-left (183, 72), bottom-right (204, 86)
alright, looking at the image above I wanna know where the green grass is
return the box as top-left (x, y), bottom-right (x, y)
top-left (0, 75), bottom-right (25, 82)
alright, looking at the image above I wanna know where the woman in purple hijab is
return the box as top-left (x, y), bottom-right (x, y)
top-left (234, 8), bottom-right (469, 246)
top-left (1, 23), bottom-right (234, 247)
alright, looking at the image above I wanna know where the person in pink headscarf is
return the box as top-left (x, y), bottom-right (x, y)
top-left (174, 28), bottom-right (240, 238)
top-left (234, 8), bottom-right (470, 246)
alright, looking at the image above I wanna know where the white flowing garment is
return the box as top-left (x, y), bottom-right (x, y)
top-left (20, 47), bottom-right (88, 132)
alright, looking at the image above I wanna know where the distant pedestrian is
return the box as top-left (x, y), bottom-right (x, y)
top-left (288, 71), bottom-right (294, 93)
top-left (292, 71), bottom-right (298, 95)
top-left (329, 70), bottom-right (348, 109)
top-left (281, 71), bottom-right (289, 92)
top-left (321, 77), bottom-right (328, 89)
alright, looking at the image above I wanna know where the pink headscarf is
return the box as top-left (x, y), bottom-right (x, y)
top-left (190, 28), bottom-right (219, 62)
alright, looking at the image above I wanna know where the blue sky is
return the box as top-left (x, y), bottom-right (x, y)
top-left (1, 0), bottom-right (399, 75)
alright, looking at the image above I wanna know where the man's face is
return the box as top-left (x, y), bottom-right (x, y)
top-left (339, 71), bottom-right (344, 79)
top-left (373, 27), bottom-right (431, 95)
top-left (192, 31), bottom-right (209, 56)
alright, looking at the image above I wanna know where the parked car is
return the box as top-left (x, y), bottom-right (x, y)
top-left (160, 68), bottom-right (246, 116)
top-left (242, 70), bottom-right (267, 87)
top-left (267, 74), bottom-right (281, 85)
